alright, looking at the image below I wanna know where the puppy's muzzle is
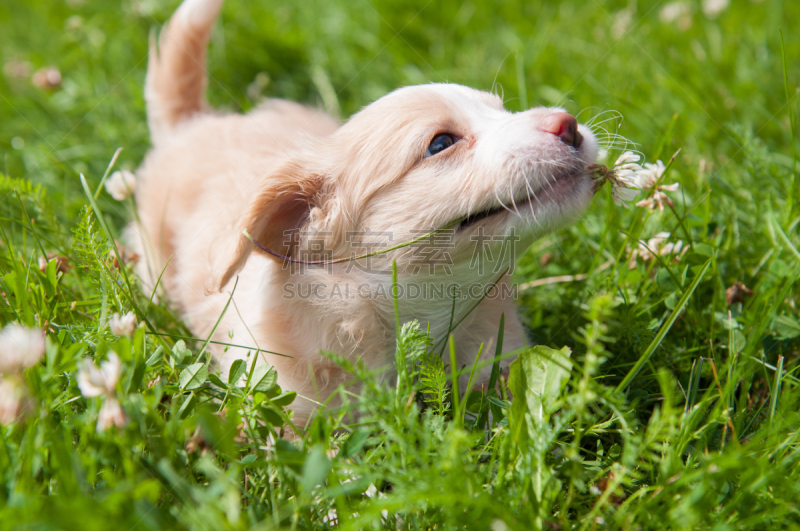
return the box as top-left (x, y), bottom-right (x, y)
top-left (539, 112), bottom-right (583, 149)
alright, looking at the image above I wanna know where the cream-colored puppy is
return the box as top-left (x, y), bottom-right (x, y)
top-left (134, 0), bottom-right (598, 424)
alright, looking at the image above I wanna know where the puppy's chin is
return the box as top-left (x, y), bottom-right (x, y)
top-left (452, 176), bottom-right (593, 259)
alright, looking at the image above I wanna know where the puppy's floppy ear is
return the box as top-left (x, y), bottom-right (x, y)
top-left (207, 161), bottom-right (323, 293)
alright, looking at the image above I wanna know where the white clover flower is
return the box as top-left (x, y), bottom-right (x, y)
top-left (4, 59), bottom-right (31, 79)
top-left (634, 232), bottom-right (687, 264)
top-left (615, 151), bottom-right (641, 166)
top-left (659, 2), bottom-right (692, 30)
top-left (592, 151), bottom-right (644, 207)
top-left (628, 232), bottom-right (665, 267)
top-left (702, 0), bottom-right (729, 18)
top-left (634, 160), bottom-right (680, 211)
top-left (614, 152), bottom-right (649, 184)
top-left (322, 507), bottom-right (338, 526)
top-left (636, 191), bottom-right (674, 211)
top-left (491, 520), bottom-right (510, 531)
top-left (611, 9), bottom-right (633, 40)
top-left (593, 152), bottom-right (680, 211)
top-left (77, 352), bottom-right (121, 398)
top-left (77, 352), bottom-right (126, 432)
top-left (32, 66), bottom-right (62, 89)
top-left (640, 232), bottom-right (671, 256)
top-left (659, 2), bottom-right (687, 22)
top-left (0, 324), bottom-right (46, 375)
top-left (109, 312), bottom-right (137, 337)
top-left (0, 378), bottom-right (26, 424)
top-left (96, 396), bottom-right (127, 432)
top-left (612, 185), bottom-right (641, 208)
top-left (104, 169), bottom-right (136, 201)
top-left (636, 160), bottom-right (668, 190)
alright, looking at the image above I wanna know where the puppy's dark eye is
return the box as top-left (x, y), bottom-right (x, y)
top-left (426, 133), bottom-right (456, 157)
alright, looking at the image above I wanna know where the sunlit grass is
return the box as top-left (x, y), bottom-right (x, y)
top-left (1, 0), bottom-right (799, 529)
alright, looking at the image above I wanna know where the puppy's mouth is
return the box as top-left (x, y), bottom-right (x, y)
top-left (457, 172), bottom-right (582, 231)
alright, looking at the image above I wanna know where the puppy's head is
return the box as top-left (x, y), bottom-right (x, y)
top-left (210, 83), bottom-right (598, 290)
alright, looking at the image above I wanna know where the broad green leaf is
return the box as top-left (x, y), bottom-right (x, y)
top-left (769, 259), bottom-right (790, 278)
top-left (125, 352), bottom-right (146, 394)
top-left (228, 359), bottom-right (247, 385)
top-left (342, 428), bottom-right (371, 458)
top-left (664, 292), bottom-right (677, 310)
top-left (258, 405), bottom-right (284, 426)
top-left (727, 329), bottom-right (747, 353)
top-left (271, 390), bottom-right (296, 407)
top-left (774, 315), bottom-right (800, 339)
top-left (301, 445), bottom-right (331, 492)
top-left (111, 336), bottom-right (131, 362)
top-left (179, 362), bottom-right (208, 390)
top-left (608, 444), bottom-right (622, 458)
top-left (42, 257), bottom-right (59, 298)
top-left (172, 340), bottom-right (190, 364)
top-left (509, 345), bottom-right (572, 441)
top-left (250, 363), bottom-right (277, 392)
top-left (208, 373), bottom-right (227, 389)
top-left (715, 311), bottom-right (740, 330)
top-left (197, 407), bottom-right (237, 456)
top-left (694, 243), bottom-right (716, 256)
top-left (656, 268), bottom-right (679, 292)
top-left (178, 392), bottom-right (196, 419)
top-left (684, 252), bottom-right (711, 266)
top-left (145, 346), bottom-right (164, 367)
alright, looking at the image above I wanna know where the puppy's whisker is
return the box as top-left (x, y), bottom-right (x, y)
top-left (523, 181), bottom-right (539, 224)
top-left (524, 179), bottom-right (541, 205)
top-left (509, 196), bottom-right (520, 219)
top-left (586, 109), bottom-right (623, 126)
top-left (585, 111), bottom-right (623, 129)
top-left (491, 189), bottom-right (514, 216)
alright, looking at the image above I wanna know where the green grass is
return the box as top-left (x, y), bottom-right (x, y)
top-left (2, 0), bottom-right (800, 529)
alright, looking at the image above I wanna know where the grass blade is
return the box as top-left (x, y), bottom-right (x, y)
top-left (195, 276), bottom-right (238, 365)
top-left (769, 355), bottom-right (785, 425)
top-left (449, 335), bottom-right (461, 429)
top-left (79, 173), bottom-right (170, 350)
top-left (488, 313), bottom-right (505, 392)
top-left (616, 257), bottom-right (712, 393)
top-left (93, 147), bottom-right (123, 200)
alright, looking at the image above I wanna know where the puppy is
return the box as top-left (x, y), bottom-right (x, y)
top-left (134, 0), bottom-right (598, 425)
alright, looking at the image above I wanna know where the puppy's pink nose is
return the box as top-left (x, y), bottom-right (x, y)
top-left (539, 112), bottom-right (582, 149)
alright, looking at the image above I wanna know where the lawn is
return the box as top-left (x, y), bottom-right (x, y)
top-left (1, 0), bottom-right (800, 529)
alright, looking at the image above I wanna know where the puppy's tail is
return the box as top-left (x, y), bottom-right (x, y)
top-left (145, 0), bottom-right (225, 145)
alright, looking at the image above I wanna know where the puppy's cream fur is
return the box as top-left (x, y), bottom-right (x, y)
top-left (134, 0), bottom-right (598, 424)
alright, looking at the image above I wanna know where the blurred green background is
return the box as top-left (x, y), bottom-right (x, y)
top-left (1, 2), bottom-right (800, 528)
